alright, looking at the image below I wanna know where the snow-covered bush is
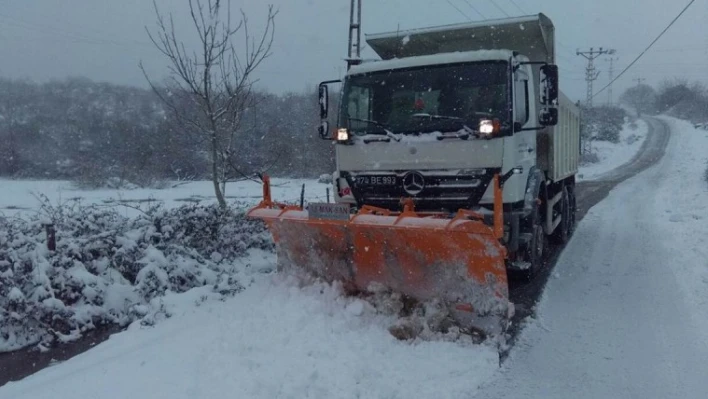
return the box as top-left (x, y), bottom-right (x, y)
top-left (581, 151), bottom-right (600, 165)
top-left (581, 106), bottom-right (626, 144)
top-left (318, 173), bottom-right (333, 184)
top-left (625, 133), bottom-right (641, 145)
top-left (0, 198), bottom-right (272, 353)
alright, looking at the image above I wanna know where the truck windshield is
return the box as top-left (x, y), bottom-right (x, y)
top-left (339, 61), bottom-right (510, 135)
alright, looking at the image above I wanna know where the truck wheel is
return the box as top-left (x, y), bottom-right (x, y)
top-left (551, 186), bottom-right (571, 244)
top-left (520, 203), bottom-right (546, 280)
top-left (568, 185), bottom-right (577, 235)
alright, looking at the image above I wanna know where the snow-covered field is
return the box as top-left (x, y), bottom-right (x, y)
top-left (3, 117), bottom-right (708, 398)
top-left (578, 118), bottom-right (648, 181)
top-left (0, 178), bottom-right (329, 218)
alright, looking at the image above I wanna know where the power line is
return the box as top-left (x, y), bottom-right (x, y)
top-left (557, 40), bottom-right (590, 67)
top-left (461, 0), bottom-right (487, 19)
top-left (650, 46), bottom-right (708, 52)
top-left (592, 0), bottom-right (697, 99)
top-left (486, 0), bottom-right (511, 17)
top-left (606, 56), bottom-right (619, 105)
top-left (557, 52), bottom-right (587, 68)
top-left (507, 0), bottom-right (527, 15)
top-left (446, 0), bottom-right (473, 21)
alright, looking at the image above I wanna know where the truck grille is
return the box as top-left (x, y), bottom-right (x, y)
top-left (342, 170), bottom-right (498, 212)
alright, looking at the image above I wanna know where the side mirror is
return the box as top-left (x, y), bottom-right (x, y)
top-left (318, 120), bottom-right (331, 140)
top-left (540, 64), bottom-right (559, 106)
top-left (539, 107), bottom-right (558, 127)
top-left (318, 84), bottom-right (329, 120)
top-left (317, 79), bottom-right (341, 140)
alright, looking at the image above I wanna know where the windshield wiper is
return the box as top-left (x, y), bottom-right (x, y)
top-left (433, 125), bottom-right (475, 141)
top-left (411, 113), bottom-right (463, 121)
top-left (348, 117), bottom-right (400, 141)
top-left (348, 117), bottom-right (391, 130)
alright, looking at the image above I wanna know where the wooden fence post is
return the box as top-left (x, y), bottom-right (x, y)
top-left (45, 223), bottom-right (56, 251)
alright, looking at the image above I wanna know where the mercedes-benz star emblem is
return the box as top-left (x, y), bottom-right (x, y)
top-left (402, 171), bottom-right (425, 196)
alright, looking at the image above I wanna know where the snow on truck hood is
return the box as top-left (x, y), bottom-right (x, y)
top-left (347, 49), bottom-right (516, 76)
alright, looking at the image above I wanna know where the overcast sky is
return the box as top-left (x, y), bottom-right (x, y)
top-left (0, 0), bottom-right (706, 103)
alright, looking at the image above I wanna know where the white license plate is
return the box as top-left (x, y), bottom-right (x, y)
top-left (308, 202), bottom-right (351, 221)
top-left (355, 176), bottom-right (397, 186)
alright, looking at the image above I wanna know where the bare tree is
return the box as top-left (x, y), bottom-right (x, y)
top-left (619, 84), bottom-right (657, 117)
top-left (141, 0), bottom-right (276, 207)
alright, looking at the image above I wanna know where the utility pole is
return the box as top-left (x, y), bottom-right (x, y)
top-left (634, 77), bottom-right (646, 86)
top-left (577, 47), bottom-right (616, 107)
top-left (606, 56), bottom-right (619, 106)
top-left (346, 0), bottom-right (362, 70)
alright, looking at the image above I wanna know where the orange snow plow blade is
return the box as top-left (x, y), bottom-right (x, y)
top-left (247, 176), bottom-right (512, 337)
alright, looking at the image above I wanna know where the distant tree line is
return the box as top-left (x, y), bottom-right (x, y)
top-left (619, 78), bottom-right (708, 122)
top-left (0, 77), bottom-right (335, 187)
top-left (575, 78), bottom-right (708, 165)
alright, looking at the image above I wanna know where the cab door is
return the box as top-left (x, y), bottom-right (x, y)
top-left (513, 67), bottom-right (536, 172)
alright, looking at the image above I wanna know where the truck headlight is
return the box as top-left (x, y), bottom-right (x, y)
top-left (479, 119), bottom-right (494, 135)
top-left (336, 128), bottom-right (349, 142)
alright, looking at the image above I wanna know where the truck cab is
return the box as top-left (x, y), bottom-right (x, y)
top-left (317, 13), bottom-right (580, 276)
top-left (329, 50), bottom-right (545, 214)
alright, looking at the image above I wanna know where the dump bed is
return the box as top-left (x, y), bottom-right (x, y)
top-left (365, 13), bottom-right (579, 182)
top-left (543, 93), bottom-right (581, 181)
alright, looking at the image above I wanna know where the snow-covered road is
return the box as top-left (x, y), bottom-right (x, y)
top-left (476, 117), bottom-right (708, 398)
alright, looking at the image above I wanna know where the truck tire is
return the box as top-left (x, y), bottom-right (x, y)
top-left (568, 184), bottom-right (577, 235)
top-left (520, 201), bottom-right (546, 280)
top-left (551, 186), bottom-right (571, 244)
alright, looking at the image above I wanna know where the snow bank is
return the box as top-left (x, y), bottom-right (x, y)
top-left (653, 116), bottom-right (708, 333)
top-left (0, 273), bottom-right (499, 399)
top-left (578, 118), bottom-right (648, 181)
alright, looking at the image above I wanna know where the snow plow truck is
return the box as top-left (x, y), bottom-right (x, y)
top-left (248, 12), bottom-right (581, 338)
